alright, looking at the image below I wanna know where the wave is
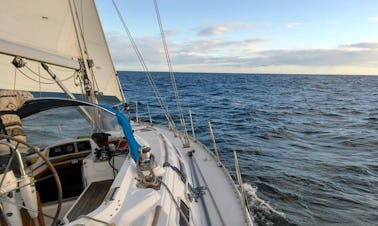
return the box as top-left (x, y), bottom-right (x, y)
top-left (119, 72), bottom-right (378, 226)
top-left (243, 183), bottom-right (296, 226)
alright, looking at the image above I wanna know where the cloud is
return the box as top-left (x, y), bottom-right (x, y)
top-left (105, 32), bottom-right (134, 64)
top-left (198, 23), bottom-right (251, 36)
top-left (105, 32), bottom-right (167, 70)
top-left (339, 42), bottom-right (378, 50)
top-left (105, 31), bottom-right (378, 75)
top-left (172, 41), bottom-right (378, 73)
top-left (370, 17), bottom-right (378, 22)
top-left (287, 22), bottom-right (302, 28)
top-left (164, 29), bottom-right (178, 36)
top-left (199, 25), bottom-right (231, 36)
top-left (172, 38), bottom-right (268, 58)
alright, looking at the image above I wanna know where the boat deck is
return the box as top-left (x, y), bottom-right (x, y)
top-left (62, 123), bottom-right (252, 225)
top-left (186, 140), bottom-right (250, 225)
top-left (66, 179), bottom-right (113, 222)
top-left (138, 123), bottom-right (252, 226)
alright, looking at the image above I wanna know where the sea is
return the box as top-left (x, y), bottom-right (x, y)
top-left (119, 71), bottom-right (378, 226)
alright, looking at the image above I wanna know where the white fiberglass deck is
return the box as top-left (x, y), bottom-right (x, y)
top-left (61, 121), bottom-right (252, 226)
top-left (134, 122), bottom-right (252, 226)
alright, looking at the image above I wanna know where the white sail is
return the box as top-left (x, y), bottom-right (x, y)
top-left (74, 0), bottom-right (124, 103)
top-left (0, 0), bottom-right (124, 103)
top-left (0, 0), bottom-right (81, 67)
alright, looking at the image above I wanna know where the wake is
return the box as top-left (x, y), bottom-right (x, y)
top-left (244, 183), bottom-right (295, 226)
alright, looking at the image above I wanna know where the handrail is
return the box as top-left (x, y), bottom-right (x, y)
top-left (208, 120), bottom-right (221, 167)
top-left (233, 150), bottom-right (253, 226)
top-left (188, 109), bottom-right (196, 140)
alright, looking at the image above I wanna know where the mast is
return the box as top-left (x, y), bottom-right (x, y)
top-left (68, 0), bottom-right (97, 104)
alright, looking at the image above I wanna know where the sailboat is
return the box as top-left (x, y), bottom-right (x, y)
top-left (0, 0), bottom-right (253, 225)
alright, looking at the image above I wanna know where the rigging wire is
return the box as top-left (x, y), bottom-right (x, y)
top-left (152, 0), bottom-right (190, 146)
top-left (13, 67), bottom-right (17, 90)
top-left (111, 0), bottom-right (177, 131)
top-left (16, 68), bottom-right (55, 85)
top-left (25, 65), bottom-right (78, 82)
top-left (16, 66), bottom-right (78, 85)
top-left (25, 65), bottom-right (53, 81)
top-left (38, 64), bottom-right (41, 95)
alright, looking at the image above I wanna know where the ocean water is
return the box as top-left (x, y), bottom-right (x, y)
top-left (119, 71), bottom-right (378, 226)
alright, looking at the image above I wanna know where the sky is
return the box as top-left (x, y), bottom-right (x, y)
top-left (96, 0), bottom-right (378, 75)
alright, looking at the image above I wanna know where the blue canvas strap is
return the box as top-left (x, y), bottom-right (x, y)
top-left (100, 105), bottom-right (140, 161)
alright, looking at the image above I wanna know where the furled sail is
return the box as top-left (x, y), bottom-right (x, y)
top-left (0, 0), bottom-right (124, 104)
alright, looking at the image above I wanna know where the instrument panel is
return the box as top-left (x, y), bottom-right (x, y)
top-left (48, 139), bottom-right (93, 158)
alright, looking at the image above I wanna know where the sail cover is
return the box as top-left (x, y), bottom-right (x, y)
top-left (0, 0), bottom-right (124, 103)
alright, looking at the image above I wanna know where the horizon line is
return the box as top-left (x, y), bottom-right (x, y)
top-left (117, 70), bottom-right (378, 77)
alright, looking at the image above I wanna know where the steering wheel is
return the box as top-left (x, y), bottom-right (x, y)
top-left (0, 134), bottom-right (62, 226)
